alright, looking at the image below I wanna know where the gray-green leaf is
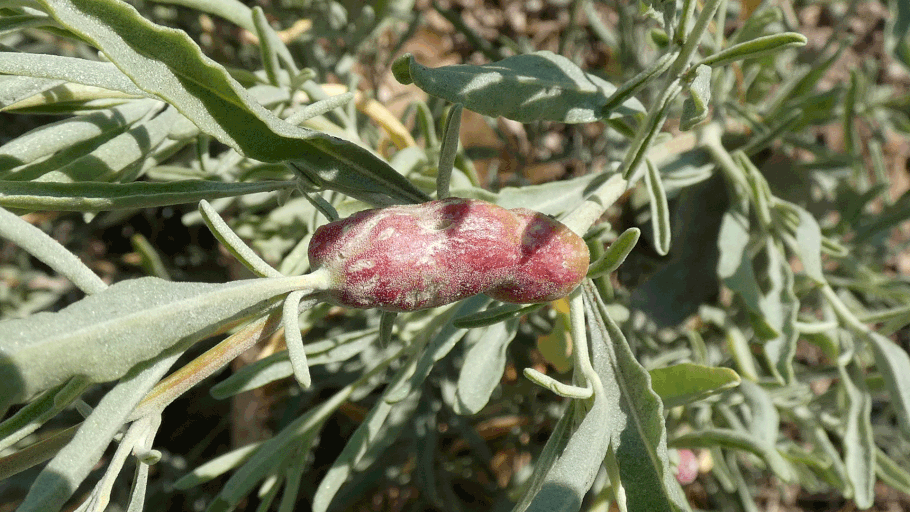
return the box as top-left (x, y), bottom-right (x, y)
top-left (454, 319), bottom-right (519, 414)
top-left (393, 51), bottom-right (644, 123)
top-left (868, 331), bottom-right (910, 438)
top-left (700, 33), bottom-right (807, 68)
top-left (583, 283), bottom-right (690, 512)
top-left (649, 363), bottom-right (740, 408)
top-left (680, 64), bottom-right (711, 130)
top-left (34, 0), bottom-right (428, 206)
top-left (0, 275), bottom-right (316, 411)
top-left (0, 179), bottom-right (297, 211)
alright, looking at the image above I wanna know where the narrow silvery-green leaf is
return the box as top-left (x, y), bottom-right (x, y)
top-left (732, 151), bottom-right (773, 228)
top-left (282, 291), bottom-right (311, 387)
top-left (131, 233), bottom-right (171, 280)
top-left (0, 425), bottom-right (78, 481)
top-left (644, 159), bottom-right (671, 255)
top-left (821, 235), bottom-right (849, 257)
top-left (0, 76), bottom-right (63, 109)
top-left (519, 297), bottom-right (611, 512)
top-left (251, 6), bottom-right (281, 86)
top-left (409, 100), bottom-right (439, 148)
top-left (255, 476), bottom-right (281, 511)
top-left (680, 64), bottom-right (711, 131)
top-left (649, 363), bottom-right (740, 408)
top-left (687, 329), bottom-right (709, 364)
top-left (277, 451), bottom-right (306, 512)
top-left (0, 206), bottom-right (107, 296)
top-left (207, 347), bottom-right (400, 512)
top-left (740, 109), bottom-right (801, 155)
top-left (738, 380), bottom-right (778, 446)
top-left (126, 457), bottom-right (151, 512)
top-left (620, 80), bottom-right (682, 180)
top-left (791, 404), bottom-right (850, 490)
top-left (0, 179), bottom-right (296, 211)
top-left (16, 352), bottom-right (181, 512)
top-left (717, 205), bottom-right (763, 316)
top-left (587, 228), bottom-right (640, 278)
top-left (207, 417), bottom-right (316, 512)
top-left (669, 428), bottom-right (794, 483)
top-left (877, 448), bottom-right (910, 494)
top-left (31, 105), bottom-right (187, 183)
top-left (35, 0), bottom-right (428, 206)
top-left (384, 296), bottom-right (490, 403)
top-left (199, 199), bottom-right (283, 278)
top-left (209, 352), bottom-right (294, 400)
top-left (759, 240), bottom-right (798, 383)
top-left (843, 71), bottom-right (861, 159)
top-left (454, 318), bottom-right (520, 415)
top-left (776, 200), bottom-right (825, 283)
top-left (295, 188), bottom-right (339, 224)
top-left (0, 274), bottom-right (324, 410)
top-left (2, 86), bottom-right (136, 114)
top-left (436, 103), bottom-right (462, 199)
top-left (602, 51), bottom-right (677, 113)
top-left (0, 12), bottom-right (56, 36)
top-left (670, 0), bottom-right (723, 77)
top-left (284, 92), bottom-right (354, 126)
top-left (453, 303), bottom-right (541, 328)
top-left (521, 392), bottom-right (610, 512)
top-left (210, 329), bottom-right (378, 399)
top-left (839, 361), bottom-right (875, 508)
top-left (700, 33), bottom-right (807, 68)
top-left (312, 364), bottom-right (422, 512)
top-left (457, 171), bottom-right (612, 217)
top-left (511, 401), bottom-right (575, 512)
top-left (726, 451), bottom-right (762, 512)
top-left (393, 52), bottom-right (644, 123)
top-left (582, 283), bottom-right (690, 512)
top-left (728, 6), bottom-right (782, 44)
top-left (0, 99), bottom-right (158, 178)
top-left (150, 0), bottom-right (255, 32)
top-left (0, 377), bottom-right (89, 452)
top-left (726, 324), bottom-right (760, 380)
top-left (523, 368), bottom-right (592, 399)
top-left (675, 0), bottom-right (697, 46)
top-left (379, 311), bottom-right (396, 347)
top-left (0, 52), bottom-right (148, 97)
top-left (78, 414), bottom-right (158, 512)
top-left (867, 331), bottom-right (910, 437)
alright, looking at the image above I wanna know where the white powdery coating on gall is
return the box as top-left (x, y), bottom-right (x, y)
top-left (347, 259), bottom-right (376, 272)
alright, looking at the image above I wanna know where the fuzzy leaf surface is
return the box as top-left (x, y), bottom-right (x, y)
top-left (584, 284), bottom-right (691, 512)
top-left (396, 51), bottom-right (644, 123)
top-left (0, 276), bottom-right (311, 409)
top-left (34, 0), bottom-right (428, 205)
top-left (649, 363), bottom-right (740, 408)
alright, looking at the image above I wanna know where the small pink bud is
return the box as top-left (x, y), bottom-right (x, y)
top-left (308, 198), bottom-right (589, 312)
top-left (674, 449), bottom-right (699, 485)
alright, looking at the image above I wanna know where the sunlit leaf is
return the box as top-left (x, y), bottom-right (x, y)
top-left (649, 363), bottom-right (740, 408)
top-left (0, 274), bottom-right (321, 410)
top-left (583, 283), bottom-right (690, 512)
top-left (34, 0), bottom-right (428, 206)
top-left (839, 360), bottom-right (875, 508)
top-left (868, 332), bottom-right (910, 438)
top-left (454, 318), bottom-right (520, 414)
top-left (393, 51), bottom-right (644, 123)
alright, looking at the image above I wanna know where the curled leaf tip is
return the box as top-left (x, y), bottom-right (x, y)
top-left (391, 54), bottom-right (414, 85)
